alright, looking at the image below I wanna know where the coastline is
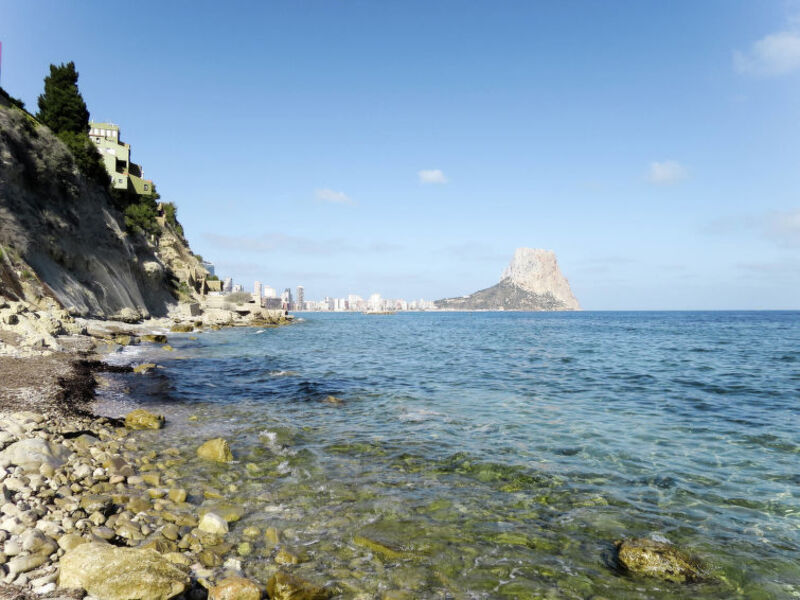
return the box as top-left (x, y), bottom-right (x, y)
top-left (0, 311), bottom-right (306, 600)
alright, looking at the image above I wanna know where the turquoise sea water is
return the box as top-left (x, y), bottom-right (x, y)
top-left (101, 311), bottom-right (800, 599)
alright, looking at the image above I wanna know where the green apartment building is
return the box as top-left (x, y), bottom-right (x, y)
top-left (89, 122), bottom-right (154, 196)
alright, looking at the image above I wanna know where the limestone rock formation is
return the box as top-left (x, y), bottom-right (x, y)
top-left (0, 101), bottom-right (207, 320)
top-left (436, 248), bottom-right (580, 311)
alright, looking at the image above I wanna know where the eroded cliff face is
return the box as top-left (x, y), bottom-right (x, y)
top-left (436, 247), bottom-right (580, 311)
top-left (0, 103), bottom-right (204, 321)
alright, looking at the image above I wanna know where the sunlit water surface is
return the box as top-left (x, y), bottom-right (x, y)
top-left (97, 311), bottom-right (800, 599)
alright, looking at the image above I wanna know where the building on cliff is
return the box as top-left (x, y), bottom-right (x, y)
top-left (89, 122), bottom-right (154, 196)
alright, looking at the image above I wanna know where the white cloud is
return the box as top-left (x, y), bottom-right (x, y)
top-left (315, 188), bottom-right (355, 205)
top-left (646, 160), bottom-right (688, 185)
top-left (418, 169), bottom-right (448, 184)
top-left (734, 29), bottom-right (800, 76)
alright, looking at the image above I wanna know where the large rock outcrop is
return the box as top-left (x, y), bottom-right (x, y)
top-left (436, 248), bottom-right (580, 311)
top-left (0, 101), bottom-right (206, 320)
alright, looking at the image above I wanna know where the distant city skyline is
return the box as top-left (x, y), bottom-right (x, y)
top-left (2, 2), bottom-right (798, 309)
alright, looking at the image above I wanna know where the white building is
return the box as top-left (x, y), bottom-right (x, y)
top-left (263, 286), bottom-right (277, 299)
top-left (253, 281), bottom-right (262, 300)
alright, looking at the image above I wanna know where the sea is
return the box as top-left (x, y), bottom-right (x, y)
top-left (97, 311), bottom-right (800, 599)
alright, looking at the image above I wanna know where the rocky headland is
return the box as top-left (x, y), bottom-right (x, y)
top-left (435, 247), bottom-right (580, 311)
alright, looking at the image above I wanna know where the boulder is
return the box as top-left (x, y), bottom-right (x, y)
top-left (58, 543), bottom-right (189, 600)
top-left (0, 438), bottom-right (71, 473)
top-left (133, 363), bottom-right (157, 374)
top-left (209, 577), bottom-right (261, 600)
top-left (267, 571), bottom-right (330, 600)
top-left (197, 438), bottom-right (233, 462)
top-left (170, 323), bottom-right (194, 333)
top-left (615, 538), bottom-right (703, 583)
top-left (125, 409), bottom-right (165, 430)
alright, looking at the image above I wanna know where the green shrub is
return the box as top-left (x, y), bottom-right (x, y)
top-left (57, 130), bottom-right (108, 186)
top-left (161, 202), bottom-right (184, 237)
top-left (124, 196), bottom-right (160, 237)
top-left (20, 269), bottom-right (33, 280)
top-left (207, 274), bottom-right (219, 281)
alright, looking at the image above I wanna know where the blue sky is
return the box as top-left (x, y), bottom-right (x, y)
top-left (2, 1), bottom-right (799, 309)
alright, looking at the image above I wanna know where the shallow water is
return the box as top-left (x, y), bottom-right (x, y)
top-left (97, 311), bottom-right (800, 599)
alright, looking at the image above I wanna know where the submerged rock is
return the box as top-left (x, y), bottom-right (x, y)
top-left (615, 538), bottom-right (703, 583)
top-left (209, 576), bottom-right (261, 600)
top-left (59, 542), bottom-right (189, 600)
top-left (133, 363), bottom-right (157, 374)
top-left (198, 512), bottom-right (229, 535)
top-left (197, 438), bottom-right (233, 462)
top-left (170, 323), bottom-right (194, 333)
top-left (267, 571), bottom-right (331, 600)
top-left (125, 409), bottom-right (165, 430)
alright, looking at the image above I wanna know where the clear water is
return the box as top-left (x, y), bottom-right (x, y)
top-left (98, 311), bottom-right (800, 599)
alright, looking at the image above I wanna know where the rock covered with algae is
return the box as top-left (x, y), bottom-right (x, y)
top-left (125, 408), bottom-right (165, 430)
top-left (197, 437), bottom-right (234, 462)
top-left (267, 571), bottom-right (331, 600)
top-left (615, 538), bottom-right (704, 583)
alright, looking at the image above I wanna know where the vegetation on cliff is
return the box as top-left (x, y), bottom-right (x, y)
top-left (35, 62), bottom-right (107, 186)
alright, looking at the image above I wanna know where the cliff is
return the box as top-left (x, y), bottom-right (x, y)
top-left (0, 101), bottom-right (206, 322)
top-left (436, 248), bottom-right (580, 311)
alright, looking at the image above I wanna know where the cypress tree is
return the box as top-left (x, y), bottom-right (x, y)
top-left (36, 62), bottom-right (90, 134)
top-left (36, 62), bottom-right (107, 186)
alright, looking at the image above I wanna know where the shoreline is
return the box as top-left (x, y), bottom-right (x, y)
top-left (0, 311), bottom-right (311, 600)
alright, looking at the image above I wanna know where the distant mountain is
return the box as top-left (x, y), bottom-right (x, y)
top-left (436, 248), bottom-right (580, 311)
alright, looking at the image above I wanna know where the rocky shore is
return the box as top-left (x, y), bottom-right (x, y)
top-left (0, 295), bottom-right (311, 599)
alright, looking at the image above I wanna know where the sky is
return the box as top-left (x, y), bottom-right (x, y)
top-left (1, 1), bottom-right (799, 309)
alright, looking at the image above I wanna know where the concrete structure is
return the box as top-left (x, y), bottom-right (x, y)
top-left (232, 284), bottom-right (244, 293)
top-left (296, 286), bottom-right (305, 311)
top-left (89, 122), bottom-right (154, 196)
top-left (263, 286), bottom-right (276, 299)
top-left (281, 288), bottom-right (293, 310)
top-left (253, 281), bottom-right (262, 301)
top-left (222, 278), bottom-right (233, 293)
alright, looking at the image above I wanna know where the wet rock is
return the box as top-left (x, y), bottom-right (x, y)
top-left (209, 576), bottom-right (262, 600)
top-left (274, 547), bottom-right (304, 565)
top-left (198, 512), bottom-right (228, 535)
top-left (114, 335), bottom-right (139, 346)
top-left (615, 538), bottom-right (703, 583)
top-left (133, 363), bottom-right (158, 374)
top-left (267, 571), bottom-right (331, 600)
top-left (264, 527), bottom-right (280, 546)
top-left (170, 324), bottom-right (194, 333)
top-left (59, 542), bottom-right (189, 600)
top-left (353, 535), bottom-right (404, 560)
top-left (197, 438), bottom-right (233, 463)
top-left (125, 409), bottom-right (165, 430)
top-left (142, 334), bottom-right (169, 344)
top-left (168, 488), bottom-right (187, 503)
top-left (0, 438), bottom-right (71, 473)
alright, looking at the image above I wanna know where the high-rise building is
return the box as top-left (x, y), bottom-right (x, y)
top-left (263, 286), bottom-right (276, 299)
top-left (253, 281), bottom-right (262, 300)
top-left (222, 277), bottom-right (233, 293)
top-left (296, 286), bottom-right (305, 310)
top-left (232, 284), bottom-right (244, 293)
top-left (281, 288), bottom-right (293, 310)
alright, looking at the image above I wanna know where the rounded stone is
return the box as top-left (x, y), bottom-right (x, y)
top-left (196, 438), bottom-right (233, 463)
top-left (209, 576), bottom-right (261, 600)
